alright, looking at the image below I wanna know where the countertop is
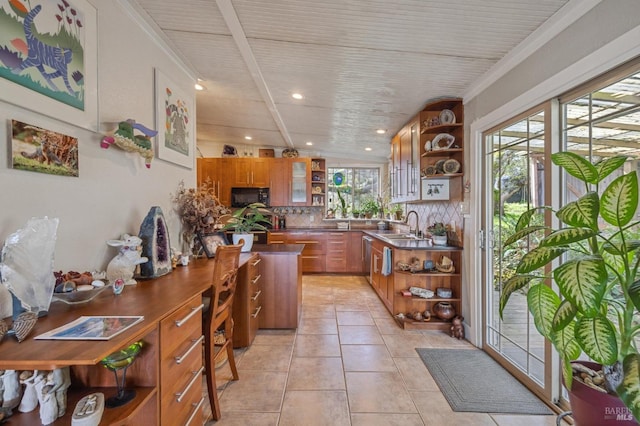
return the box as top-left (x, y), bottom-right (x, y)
top-left (364, 230), bottom-right (463, 251)
top-left (269, 228), bottom-right (375, 233)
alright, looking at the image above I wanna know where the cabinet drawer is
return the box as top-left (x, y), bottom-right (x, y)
top-left (160, 296), bottom-right (203, 358)
top-left (302, 255), bottom-right (325, 272)
top-left (161, 351), bottom-right (203, 426)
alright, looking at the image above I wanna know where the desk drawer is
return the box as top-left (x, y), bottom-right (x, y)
top-left (161, 296), bottom-right (203, 357)
top-left (161, 351), bottom-right (203, 426)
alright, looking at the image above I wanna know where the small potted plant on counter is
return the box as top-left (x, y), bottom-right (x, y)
top-left (391, 204), bottom-right (404, 221)
top-left (361, 197), bottom-right (379, 219)
top-left (220, 202), bottom-right (272, 252)
top-left (427, 223), bottom-right (448, 246)
top-left (351, 208), bottom-right (361, 219)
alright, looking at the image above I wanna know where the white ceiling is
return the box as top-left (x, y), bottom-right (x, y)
top-left (130, 0), bottom-right (584, 162)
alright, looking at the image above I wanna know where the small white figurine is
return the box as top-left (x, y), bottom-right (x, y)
top-left (40, 383), bottom-right (58, 425)
top-left (2, 369), bottom-right (20, 409)
top-left (18, 370), bottom-right (38, 413)
top-left (49, 367), bottom-right (71, 417)
top-left (106, 234), bottom-right (148, 285)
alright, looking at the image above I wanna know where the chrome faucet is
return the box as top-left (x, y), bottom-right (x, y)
top-left (405, 210), bottom-right (420, 235)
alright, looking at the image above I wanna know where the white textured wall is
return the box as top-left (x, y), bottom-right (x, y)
top-left (0, 1), bottom-right (196, 276)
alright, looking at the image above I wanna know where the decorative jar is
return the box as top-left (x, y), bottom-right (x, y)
top-left (433, 302), bottom-right (455, 320)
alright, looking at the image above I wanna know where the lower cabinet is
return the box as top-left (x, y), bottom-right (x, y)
top-left (325, 232), bottom-right (347, 272)
top-left (160, 294), bottom-right (204, 426)
top-left (285, 231), bottom-right (326, 273)
top-left (258, 250), bottom-right (303, 328)
top-left (232, 254), bottom-right (262, 348)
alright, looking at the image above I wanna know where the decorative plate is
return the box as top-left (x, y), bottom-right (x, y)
top-left (435, 159), bottom-right (446, 174)
top-left (443, 159), bottom-right (461, 174)
top-left (431, 133), bottom-right (455, 150)
top-left (439, 109), bottom-right (456, 124)
top-left (422, 165), bottom-right (436, 177)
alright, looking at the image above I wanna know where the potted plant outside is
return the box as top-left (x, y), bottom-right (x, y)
top-left (352, 209), bottom-right (361, 219)
top-left (428, 223), bottom-right (448, 246)
top-left (220, 203), bottom-right (272, 252)
top-left (500, 152), bottom-right (640, 424)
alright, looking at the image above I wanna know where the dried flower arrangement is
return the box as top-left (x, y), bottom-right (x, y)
top-left (172, 180), bottom-right (229, 252)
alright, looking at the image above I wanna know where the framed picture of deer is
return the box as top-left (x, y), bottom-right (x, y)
top-left (0, 0), bottom-right (98, 131)
top-left (154, 68), bottom-right (195, 169)
top-left (10, 118), bottom-right (79, 176)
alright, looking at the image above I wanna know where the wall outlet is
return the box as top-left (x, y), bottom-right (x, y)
top-left (310, 215), bottom-right (314, 222)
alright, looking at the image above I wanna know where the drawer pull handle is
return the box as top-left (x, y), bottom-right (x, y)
top-left (251, 306), bottom-right (262, 318)
top-left (175, 304), bottom-right (204, 327)
top-left (175, 335), bottom-right (204, 364)
top-left (251, 290), bottom-right (262, 301)
top-left (251, 274), bottom-right (262, 284)
top-left (251, 258), bottom-right (262, 266)
top-left (176, 366), bottom-right (205, 402)
top-left (185, 397), bottom-right (205, 426)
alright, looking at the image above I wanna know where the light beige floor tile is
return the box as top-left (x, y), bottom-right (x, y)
top-left (336, 310), bottom-right (375, 325)
top-left (218, 370), bottom-right (287, 412)
top-left (334, 302), bottom-right (370, 311)
top-left (342, 344), bottom-right (397, 372)
top-left (491, 414), bottom-right (560, 425)
top-left (394, 357), bottom-right (440, 391)
top-left (301, 304), bottom-right (337, 318)
top-left (382, 333), bottom-right (432, 357)
top-left (252, 329), bottom-right (296, 346)
top-left (346, 371), bottom-right (417, 413)
top-left (237, 344), bottom-right (292, 372)
top-left (410, 391), bottom-right (496, 426)
top-left (287, 356), bottom-right (345, 390)
top-left (338, 325), bottom-right (384, 344)
top-left (293, 334), bottom-right (341, 357)
top-left (351, 413), bottom-right (426, 426)
top-left (204, 411), bottom-right (279, 425)
top-left (297, 317), bottom-right (338, 334)
top-left (419, 330), bottom-right (474, 348)
top-left (279, 390), bottom-right (350, 426)
top-left (374, 316), bottom-right (414, 334)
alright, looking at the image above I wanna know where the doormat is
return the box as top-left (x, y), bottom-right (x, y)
top-left (416, 348), bottom-right (553, 415)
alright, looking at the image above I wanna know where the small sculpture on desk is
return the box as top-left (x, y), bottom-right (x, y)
top-left (106, 234), bottom-right (148, 285)
top-left (100, 341), bottom-right (143, 408)
top-left (2, 369), bottom-right (20, 409)
top-left (50, 367), bottom-right (71, 417)
top-left (72, 392), bottom-right (104, 426)
top-left (450, 315), bottom-right (465, 340)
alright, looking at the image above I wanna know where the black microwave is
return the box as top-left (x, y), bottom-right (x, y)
top-left (231, 187), bottom-right (270, 207)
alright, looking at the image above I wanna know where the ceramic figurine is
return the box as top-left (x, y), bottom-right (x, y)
top-left (100, 119), bottom-right (157, 168)
top-left (2, 370), bottom-right (20, 409)
top-left (106, 234), bottom-right (149, 285)
top-left (72, 392), bottom-right (104, 426)
top-left (49, 367), bottom-right (71, 417)
top-left (40, 383), bottom-right (58, 425)
top-left (18, 370), bottom-right (38, 413)
top-left (450, 315), bottom-right (465, 340)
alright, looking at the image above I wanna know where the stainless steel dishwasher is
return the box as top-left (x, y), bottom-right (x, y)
top-left (362, 235), bottom-right (373, 284)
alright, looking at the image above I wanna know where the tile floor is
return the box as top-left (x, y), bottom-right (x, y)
top-left (203, 275), bottom-right (562, 425)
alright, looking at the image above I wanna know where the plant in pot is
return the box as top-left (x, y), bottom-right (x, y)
top-left (428, 223), bottom-right (448, 246)
top-left (336, 188), bottom-right (348, 218)
top-left (352, 208), bottom-right (361, 219)
top-left (220, 202), bottom-right (272, 252)
top-left (391, 204), bottom-right (404, 221)
top-left (361, 197), bottom-right (379, 219)
top-left (500, 152), bottom-right (639, 425)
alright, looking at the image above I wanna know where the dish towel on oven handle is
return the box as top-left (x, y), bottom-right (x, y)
top-left (382, 247), bottom-right (392, 276)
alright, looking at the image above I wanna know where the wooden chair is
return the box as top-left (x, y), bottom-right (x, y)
top-left (202, 242), bottom-right (243, 421)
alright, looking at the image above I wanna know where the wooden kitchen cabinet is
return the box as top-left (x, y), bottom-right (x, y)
top-left (269, 158), bottom-right (288, 206)
top-left (370, 238), bottom-right (393, 311)
top-left (234, 158), bottom-right (270, 187)
top-left (233, 254), bottom-right (262, 347)
top-left (325, 232), bottom-right (347, 272)
top-left (289, 158), bottom-right (311, 206)
top-left (197, 157), bottom-right (233, 206)
top-left (286, 231), bottom-right (326, 272)
top-left (347, 231), bottom-right (365, 273)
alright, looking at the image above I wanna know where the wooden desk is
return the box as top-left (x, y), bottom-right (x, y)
top-left (0, 253), bottom-right (254, 425)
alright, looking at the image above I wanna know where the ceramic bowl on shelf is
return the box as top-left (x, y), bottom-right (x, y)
top-left (436, 287), bottom-right (453, 298)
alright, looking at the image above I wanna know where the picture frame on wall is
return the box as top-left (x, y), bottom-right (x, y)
top-left (154, 68), bottom-right (195, 169)
top-left (9, 118), bottom-right (79, 177)
top-left (0, 0), bottom-right (98, 131)
top-left (197, 232), bottom-right (229, 258)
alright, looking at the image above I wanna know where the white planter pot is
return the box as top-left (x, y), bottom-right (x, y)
top-left (232, 233), bottom-right (253, 252)
top-left (432, 235), bottom-right (448, 246)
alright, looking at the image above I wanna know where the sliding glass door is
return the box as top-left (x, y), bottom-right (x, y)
top-left (482, 105), bottom-right (553, 401)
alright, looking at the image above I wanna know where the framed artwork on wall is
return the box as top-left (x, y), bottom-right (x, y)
top-left (0, 0), bottom-right (98, 131)
top-left (154, 68), bottom-right (194, 169)
top-left (10, 118), bottom-right (79, 176)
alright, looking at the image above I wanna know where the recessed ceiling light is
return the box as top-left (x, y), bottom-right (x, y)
top-left (194, 83), bottom-right (205, 91)
top-left (305, 141), bottom-right (313, 146)
top-left (365, 147), bottom-right (373, 151)
top-left (376, 129), bottom-right (386, 134)
top-left (245, 136), bottom-right (252, 140)
top-left (292, 93), bottom-right (304, 100)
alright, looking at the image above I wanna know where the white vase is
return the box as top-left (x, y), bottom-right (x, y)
top-left (432, 235), bottom-right (448, 246)
top-left (233, 233), bottom-right (254, 252)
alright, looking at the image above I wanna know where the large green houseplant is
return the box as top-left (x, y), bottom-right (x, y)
top-left (500, 152), bottom-right (639, 421)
